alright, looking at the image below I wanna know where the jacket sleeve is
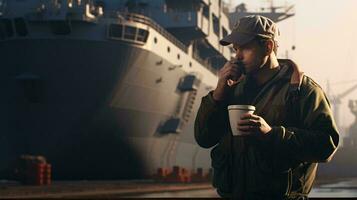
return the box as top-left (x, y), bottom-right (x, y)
top-left (270, 83), bottom-right (339, 164)
top-left (194, 91), bottom-right (230, 148)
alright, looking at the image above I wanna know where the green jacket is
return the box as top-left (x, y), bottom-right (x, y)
top-left (194, 59), bottom-right (339, 199)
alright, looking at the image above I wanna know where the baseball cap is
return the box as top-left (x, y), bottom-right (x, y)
top-left (220, 15), bottom-right (279, 46)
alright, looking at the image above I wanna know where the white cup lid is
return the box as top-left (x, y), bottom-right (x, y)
top-left (228, 105), bottom-right (255, 111)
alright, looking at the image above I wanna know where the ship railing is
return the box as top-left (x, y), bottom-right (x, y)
top-left (105, 11), bottom-right (188, 53)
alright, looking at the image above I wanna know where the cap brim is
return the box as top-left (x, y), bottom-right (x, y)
top-left (219, 31), bottom-right (256, 46)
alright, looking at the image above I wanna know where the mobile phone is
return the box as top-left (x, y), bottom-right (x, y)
top-left (232, 60), bottom-right (246, 75)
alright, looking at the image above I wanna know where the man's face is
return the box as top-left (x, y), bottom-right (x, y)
top-left (233, 40), bottom-right (267, 75)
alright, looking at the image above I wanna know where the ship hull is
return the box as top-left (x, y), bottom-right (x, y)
top-left (0, 38), bottom-right (212, 179)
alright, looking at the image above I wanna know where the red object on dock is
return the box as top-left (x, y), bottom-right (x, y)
top-left (153, 167), bottom-right (170, 181)
top-left (15, 155), bottom-right (52, 186)
top-left (43, 164), bottom-right (52, 185)
top-left (35, 163), bottom-right (46, 185)
top-left (154, 166), bottom-right (213, 183)
top-left (164, 166), bottom-right (191, 183)
top-left (191, 167), bottom-right (204, 182)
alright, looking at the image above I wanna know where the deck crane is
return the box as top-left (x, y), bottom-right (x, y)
top-left (327, 80), bottom-right (357, 130)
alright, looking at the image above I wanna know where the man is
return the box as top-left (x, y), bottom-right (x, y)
top-left (194, 15), bottom-right (339, 199)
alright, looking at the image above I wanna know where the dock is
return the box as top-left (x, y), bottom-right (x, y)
top-left (0, 180), bottom-right (215, 198)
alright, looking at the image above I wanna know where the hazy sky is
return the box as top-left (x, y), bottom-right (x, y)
top-left (230, 0), bottom-right (357, 135)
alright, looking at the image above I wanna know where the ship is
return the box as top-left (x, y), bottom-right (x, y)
top-left (317, 98), bottom-right (357, 179)
top-left (0, 0), bottom-right (294, 180)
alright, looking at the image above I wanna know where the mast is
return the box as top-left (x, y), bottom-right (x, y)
top-left (228, 0), bottom-right (295, 29)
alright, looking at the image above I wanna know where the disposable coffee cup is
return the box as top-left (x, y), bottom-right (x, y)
top-left (228, 105), bottom-right (256, 136)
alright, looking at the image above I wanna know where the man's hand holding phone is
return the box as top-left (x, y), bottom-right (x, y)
top-left (212, 60), bottom-right (245, 101)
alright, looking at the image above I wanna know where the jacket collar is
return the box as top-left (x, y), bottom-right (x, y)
top-left (277, 59), bottom-right (304, 92)
top-left (232, 59), bottom-right (304, 95)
